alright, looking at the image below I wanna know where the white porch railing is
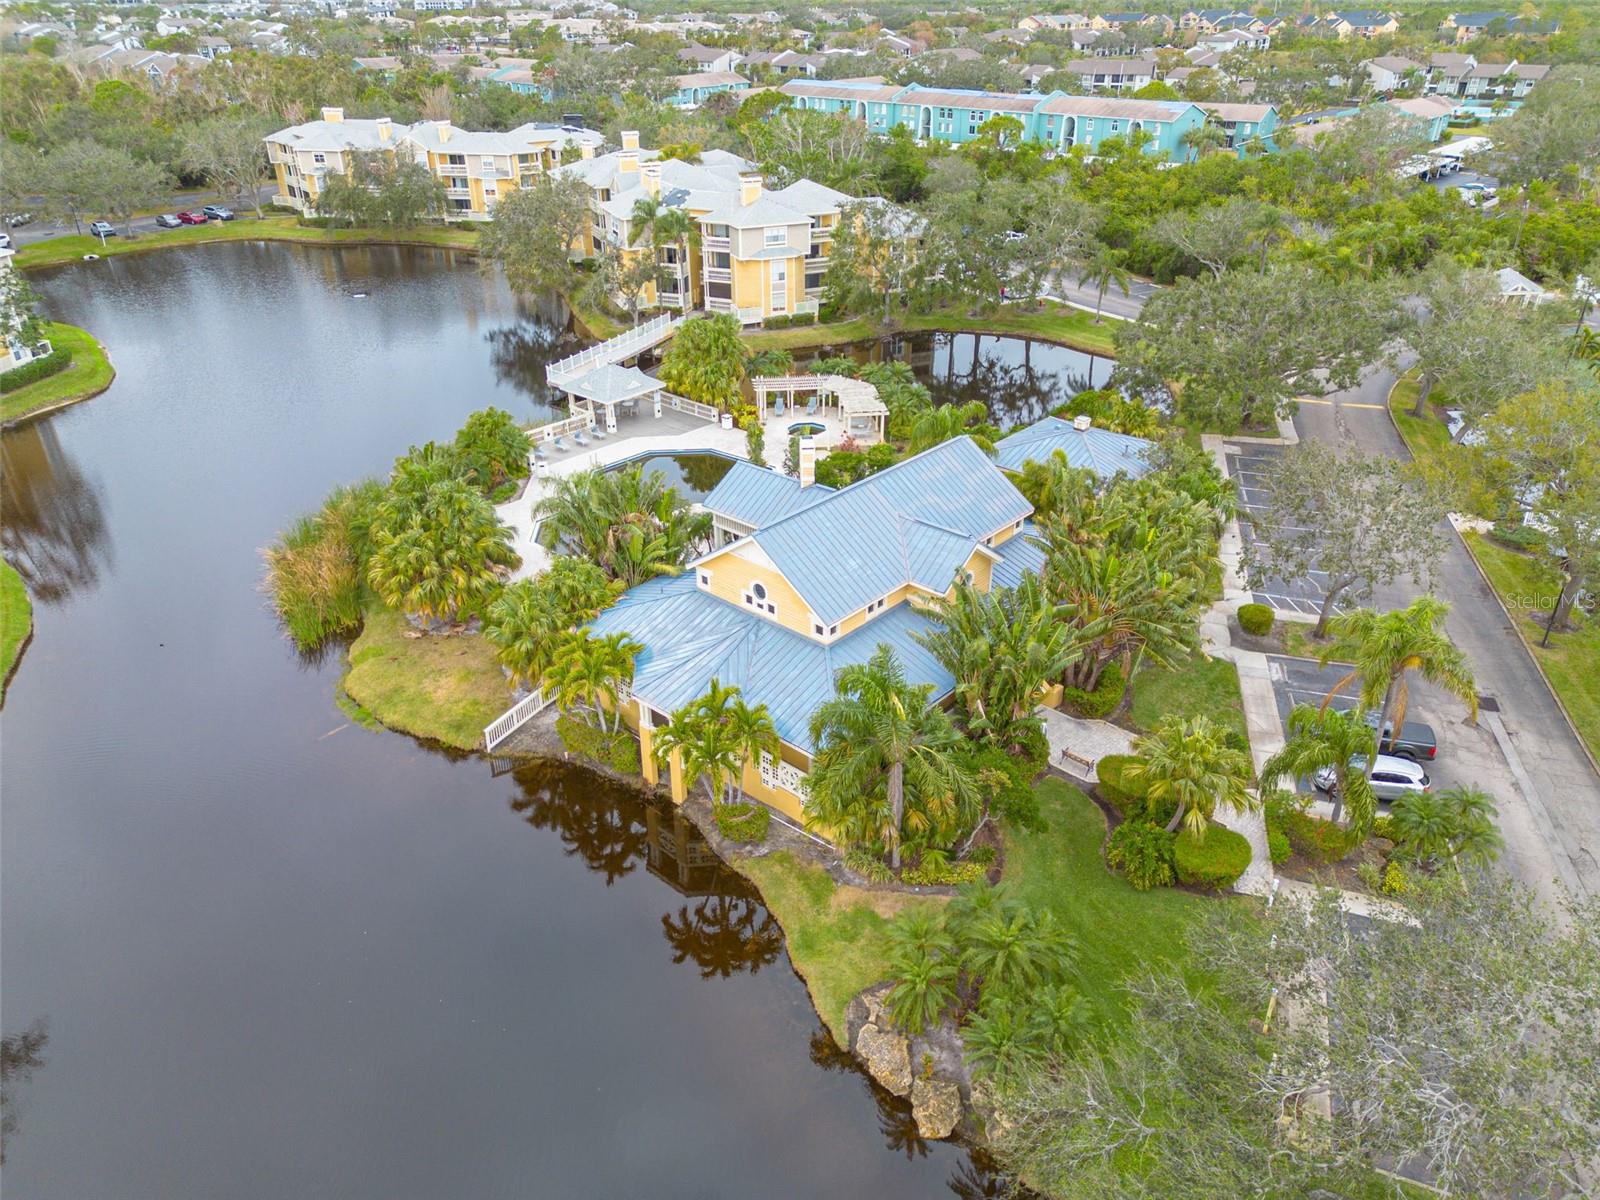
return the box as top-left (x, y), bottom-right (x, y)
top-left (484, 688), bottom-right (554, 751)
top-left (526, 412), bottom-right (595, 442)
top-left (546, 312), bottom-right (682, 386)
top-left (659, 391), bottom-right (720, 421)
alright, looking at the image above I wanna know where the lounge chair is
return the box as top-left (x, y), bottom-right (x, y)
top-left (805, 395), bottom-right (819, 415)
top-left (534, 444), bottom-right (548, 462)
top-left (591, 425), bottom-right (608, 440)
top-left (573, 429), bottom-right (588, 448)
top-left (552, 435), bottom-right (567, 452)
top-left (774, 396), bottom-right (786, 416)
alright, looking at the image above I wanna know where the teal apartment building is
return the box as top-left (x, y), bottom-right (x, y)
top-left (777, 78), bottom-right (1256, 160)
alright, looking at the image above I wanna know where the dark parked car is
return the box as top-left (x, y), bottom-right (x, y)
top-left (202, 205), bottom-right (236, 221)
top-left (177, 211), bottom-right (208, 225)
top-left (155, 213), bottom-right (183, 228)
top-left (1362, 712), bottom-right (1438, 761)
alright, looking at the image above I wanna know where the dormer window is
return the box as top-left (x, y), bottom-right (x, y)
top-left (744, 581), bottom-right (776, 615)
top-left (763, 227), bottom-right (786, 248)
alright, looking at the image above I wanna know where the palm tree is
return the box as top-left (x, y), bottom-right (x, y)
top-left (1124, 714), bottom-right (1257, 836)
top-left (914, 575), bottom-right (1084, 750)
top-left (960, 905), bottom-right (1076, 993)
top-left (548, 630), bottom-right (642, 730)
top-left (807, 647), bottom-right (978, 869)
top-left (725, 693), bottom-right (780, 803)
top-left (628, 194), bottom-right (664, 251)
top-left (366, 478), bottom-right (518, 622)
top-left (652, 206), bottom-right (695, 306)
top-left (1322, 598), bottom-right (1477, 777)
top-left (1390, 785), bottom-right (1503, 873)
top-left (1259, 705), bottom-right (1379, 830)
top-left (652, 680), bottom-right (776, 805)
top-left (906, 401), bottom-right (997, 454)
top-left (1077, 242), bottom-right (1132, 324)
top-left (884, 946), bottom-right (959, 1035)
top-left (483, 558), bottom-right (619, 689)
top-left (1179, 121), bottom-right (1227, 163)
top-left (1005, 451), bottom-right (1097, 521)
top-left (534, 467), bottom-right (710, 586)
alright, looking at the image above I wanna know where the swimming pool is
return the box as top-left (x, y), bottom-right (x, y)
top-left (787, 421), bottom-right (826, 437)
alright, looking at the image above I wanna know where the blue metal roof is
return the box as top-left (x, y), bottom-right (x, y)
top-left (744, 436), bottom-right (1032, 625)
top-left (589, 573), bottom-right (954, 753)
top-left (990, 523), bottom-right (1047, 590)
top-left (993, 417), bottom-right (1155, 480)
top-left (701, 460), bottom-right (835, 528)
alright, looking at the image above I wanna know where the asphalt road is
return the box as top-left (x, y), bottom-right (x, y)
top-left (1293, 368), bottom-right (1600, 902)
top-left (1046, 272), bottom-right (1160, 322)
top-left (1091, 275), bottom-right (1600, 901)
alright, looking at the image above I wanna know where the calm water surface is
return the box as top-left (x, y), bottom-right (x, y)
top-left (0, 243), bottom-right (1002, 1197)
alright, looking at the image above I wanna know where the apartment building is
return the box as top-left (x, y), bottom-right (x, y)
top-left (557, 132), bottom-right (851, 323)
top-left (264, 108), bottom-right (603, 219)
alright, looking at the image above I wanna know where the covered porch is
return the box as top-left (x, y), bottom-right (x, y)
top-left (557, 362), bottom-right (668, 433)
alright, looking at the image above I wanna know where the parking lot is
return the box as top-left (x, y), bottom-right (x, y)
top-left (1265, 654), bottom-right (1503, 809)
top-left (1227, 446), bottom-right (1346, 618)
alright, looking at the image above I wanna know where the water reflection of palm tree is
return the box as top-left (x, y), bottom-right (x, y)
top-left (485, 316), bottom-right (571, 424)
top-left (660, 891), bottom-right (784, 979)
top-left (507, 761), bottom-right (649, 885)
top-left (1, 1018), bottom-right (49, 1165)
top-left (1, 422), bottom-right (113, 604)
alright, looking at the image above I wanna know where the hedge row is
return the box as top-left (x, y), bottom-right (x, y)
top-left (761, 312), bottom-right (818, 329)
top-left (901, 857), bottom-right (987, 886)
top-left (0, 347), bottom-right (72, 394)
top-left (556, 713), bottom-right (641, 774)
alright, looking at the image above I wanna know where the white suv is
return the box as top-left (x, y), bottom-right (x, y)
top-left (1313, 754), bottom-right (1430, 803)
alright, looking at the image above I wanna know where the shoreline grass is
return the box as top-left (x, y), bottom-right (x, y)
top-left (341, 604), bottom-right (511, 752)
top-left (1, 323), bottom-right (115, 425)
top-left (740, 300), bottom-right (1119, 358)
top-left (1387, 375), bottom-right (1599, 764)
top-left (1, 559), bottom-right (33, 703)
top-left (14, 216), bottom-right (481, 271)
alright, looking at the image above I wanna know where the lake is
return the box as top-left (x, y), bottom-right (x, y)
top-left (0, 242), bottom-right (1003, 1197)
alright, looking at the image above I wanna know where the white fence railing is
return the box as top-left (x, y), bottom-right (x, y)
top-left (483, 688), bottom-right (554, 751)
top-left (526, 412), bottom-right (595, 442)
top-left (546, 312), bottom-right (681, 385)
top-left (660, 392), bottom-right (719, 421)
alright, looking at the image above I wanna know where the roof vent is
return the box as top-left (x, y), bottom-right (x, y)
top-left (1072, 414), bottom-right (1093, 432)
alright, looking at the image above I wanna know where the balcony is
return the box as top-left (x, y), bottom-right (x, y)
top-left (446, 186), bottom-right (471, 199)
top-left (702, 235), bottom-right (730, 251)
top-left (704, 266), bottom-right (731, 284)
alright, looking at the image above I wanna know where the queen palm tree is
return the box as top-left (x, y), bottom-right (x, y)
top-left (652, 206), bottom-right (695, 306)
top-left (1259, 705), bottom-right (1378, 830)
top-left (1124, 714), bottom-right (1257, 836)
top-left (1076, 241), bottom-right (1132, 324)
top-left (628, 194), bottom-right (665, 251)
top-left (1322, 597), bottom-right (1477, 778)
top-left (653, 679), bottom-right (748, 805)
top-left (807, 647), bottom-right (978, 868)
top-left (548, 630), bottom-right (642, 730)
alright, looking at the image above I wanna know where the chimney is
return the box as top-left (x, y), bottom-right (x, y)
top-left (376, 116), bottom-right (392, 141)
top-left (321, 106), bottom-right (344, 123)
top-left (739, 172), bottom-right (763, 206)
top-left (437, 120), bottom-right (452, 144)
top-left (580, 142), bottom-right (595, 160)
top-left (620, 129), bottom-right (640, 151)
top-left (1072, 414), bottom-right (1093, 432)
top-left (640, 161), bottom-right (661, 199)
top-left (798, 437), bottom-right (817, 488)
top-left (618, 149), bottom-right (639, 177)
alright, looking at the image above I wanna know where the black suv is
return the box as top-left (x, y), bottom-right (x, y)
top-left (1362, 711), bottom-right (1438, 761)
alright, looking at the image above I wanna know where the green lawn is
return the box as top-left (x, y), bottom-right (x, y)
top-left (1003, 778), bottom-right (1205, 1026)
top-left (740, 300), bottom-right (1118, 357)
top-left (737, 851), bottom-right (942, 1043)
top-left (1388, 374), bottom-right (1454, 462)
top-left (1463, 532), bottom-right (1599, 762)
top-left (1, 323), bottom-right (115, 425)
top-left (1129, 651), bottom-right (1248, 744)
top-left (14, 217), bottom-right (481, 270)
top-left (1, 558), bottom-right (32, 702)
top-left (1280, 618), bottom-right (1362, 665)
top-left (341, 605), bottom-right (512, 752)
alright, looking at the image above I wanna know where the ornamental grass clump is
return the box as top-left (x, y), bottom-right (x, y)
top-left (264, 481), bottom-right (384, 650)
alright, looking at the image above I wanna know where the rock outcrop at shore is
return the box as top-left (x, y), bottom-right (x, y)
top-left (846, 982), bottom-right (972, 1141)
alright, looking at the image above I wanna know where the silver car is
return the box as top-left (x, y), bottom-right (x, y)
top-left (1313, 754), bottom-right (1431, 802)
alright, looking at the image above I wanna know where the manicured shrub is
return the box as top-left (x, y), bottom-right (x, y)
top-left (556, 713), bottom-right (641, 774)
top-left (901, 855), bottom-right (987, 886)
top-left (1106, 822), bottom-right (1177, 891)
top-left (1060, 663), bottom-right (1125, 719)
top-left (1489, 521), bottom-right (1543, 552)
top-left (1094, 753), bottom-right (1147, 816)
top-left (0, 347), bottom-right (72, 393)
top-left (1237, 603), bottom-right (1275, 637)
top-left (1173, 825), bottom-right (1252, 890)
top-left (1267, 823), bottom-right (1292, 866)
top-left (1274, 798), bottom-right (1362, 864)
top-left (844, 847), bottom-right (894, 883)
top-left (713, 800), bottom-right (770, 844)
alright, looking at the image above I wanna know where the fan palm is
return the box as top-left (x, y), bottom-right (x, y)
top-left (1259, 705), bottom-right (1379, 831)
top-left (1125, 714), bottom-right (1257, 836)
top-left (1322, 597), bottom-right (1477, 779)
top-left (806, 646), bottom-right (978, 868)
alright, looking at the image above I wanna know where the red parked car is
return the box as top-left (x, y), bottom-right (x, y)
top-left (176, 211), bottom-right (208, 225)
